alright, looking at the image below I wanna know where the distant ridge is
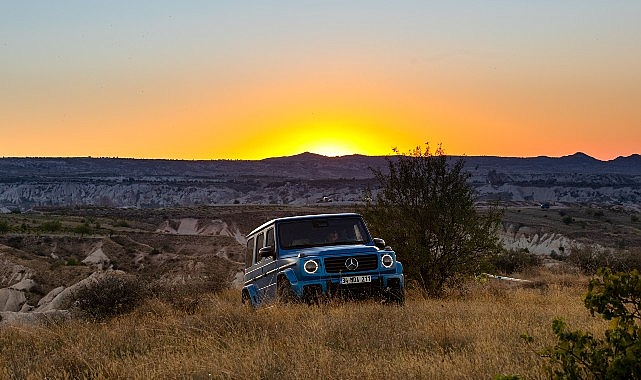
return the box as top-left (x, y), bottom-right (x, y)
top-left (1, 152), bottom-right (640, 209)
top-left (1, 152), bottom-right (641, 177)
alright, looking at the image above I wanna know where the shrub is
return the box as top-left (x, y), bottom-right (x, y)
top-left (567, 245), bottom-right (641, 274)
top-left (550, 250), bottom-right (567, 261)
top-left (566, 245), bottom-right (614, 274)
top-left (562, 215), bottom-right (573, 225)
top-left (72, 223), bottom-right (92, 236)
top-left (72, 274), bottom-right (148, 321)
top-left (7, 236), bottom-right (24, 249)
top-left (490, 249), bottom-right (542, 274)
top-left (113, 219), bottom-right (130, 228)
top-left (40, 220), bottom-right (62, 232)
top-left (543, 268), bottom-right (641, 379)
top-left (361, 143), bottom-right (503, 296)
top-left (0, 219), bottom-right (10, 233)
top-left (66, 258), bottom-right (80, 266)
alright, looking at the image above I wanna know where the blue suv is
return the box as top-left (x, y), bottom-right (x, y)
top-left (241, 213), bottom-right (404, 307)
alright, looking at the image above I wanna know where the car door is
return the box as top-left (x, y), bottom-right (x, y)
top-left (259, 227), bottom-right (279, 301)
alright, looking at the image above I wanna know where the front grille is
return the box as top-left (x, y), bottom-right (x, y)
top-left (324, 254), bottom-right (378, 273)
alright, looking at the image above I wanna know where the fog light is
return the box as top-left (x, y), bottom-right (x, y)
top-left (381, 254), bottom-right (394, 268)
top-left (304, 260), bottom-right (319, 274)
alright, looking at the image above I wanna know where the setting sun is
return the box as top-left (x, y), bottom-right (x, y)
top-left (305, 141), bottom-right (356, 157)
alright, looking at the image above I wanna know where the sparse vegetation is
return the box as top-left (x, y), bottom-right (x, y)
top-left (566, 245), bottom-right (641, 274)
top-left (2, 204), bottom-right (641, 378)
top-left (40, 219), bottom-right (62, 232)
top-left (113, 219), bottom-right (130, 228)
top-left (491, 248), bottom-right (543, 275)
top-left (72, 222), bottom-right (92, 236)
top-left (65, 258), bottom-right (81, 266)
top-left (0, 219), bottom-right (10, 233)
top-left (0, 273), bottom-right (604, 379)
top-left (543, 268), bottom-right (641, 379)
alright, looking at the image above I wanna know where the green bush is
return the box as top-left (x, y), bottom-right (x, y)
top-left (0, 220), bottom-right (10, 233)
top-left (490, 249), bottom-right (542, 274)
top-left (361, 143), bottom-right (503, 296)
top-left (562, 215), bottom-right (574, 225)
top-left (113, 219), bottom-right (130, 228)
top-left (72, 223), bottom-right (92, 236)
top-left (72, 274), bottom-right (148, 321)
top-left (543, 268), bottom-right (641, 379)
top-left (40, 220), bottom-right (62, 232)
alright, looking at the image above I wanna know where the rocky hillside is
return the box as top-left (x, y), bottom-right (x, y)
top-left (1, 152), bottom-right (640, 211)
top-left (0, 204), bottom-right (353, 324)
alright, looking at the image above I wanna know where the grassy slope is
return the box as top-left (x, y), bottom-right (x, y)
top-left (1, 203), bottom-right (636, 378)
top-left (1, 273), bottom-right (604, 379)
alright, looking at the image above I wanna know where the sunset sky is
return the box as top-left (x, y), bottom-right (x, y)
top-left (1, 1), bottom-right (640, 160)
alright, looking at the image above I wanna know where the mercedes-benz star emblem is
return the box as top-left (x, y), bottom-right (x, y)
top-left (345, 258), bottom-right (359, 271)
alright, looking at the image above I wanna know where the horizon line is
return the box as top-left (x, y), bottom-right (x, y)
top-left (1, 151), bottom-right (640, 162)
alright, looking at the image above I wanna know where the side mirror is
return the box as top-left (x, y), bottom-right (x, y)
top-left (373, 238), bottom-right (386, 250)
top-left (259, 246), bottom-right (275, 259)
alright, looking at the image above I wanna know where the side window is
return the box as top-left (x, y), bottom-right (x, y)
top-left (265, 228), bottom-right (275, 251)
top-left (254, 232), bottom-right (264, 263)
top-left (245, 237), bottom-right (255, 268)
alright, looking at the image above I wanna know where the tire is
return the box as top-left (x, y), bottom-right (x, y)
top-left (277, 277), bottom-right (298, 303)
top-left (241, 289), bottom-right (252, 307)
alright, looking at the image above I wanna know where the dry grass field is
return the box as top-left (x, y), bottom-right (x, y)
top-left (0, 270), bottom-right (606, 379)
top-left (3, 203), bottom-right (637, 378)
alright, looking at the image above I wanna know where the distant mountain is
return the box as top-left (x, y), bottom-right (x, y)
top-left (1, 153), bottom-right (640, 210)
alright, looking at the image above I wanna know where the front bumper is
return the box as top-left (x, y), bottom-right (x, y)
top-left (295, 273), bottom-right (404, 302)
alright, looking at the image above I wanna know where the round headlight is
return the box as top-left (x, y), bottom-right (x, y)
top-left (381, 254), bottom-right (394, 268)
top-left (304, 260), bottom-right (319, 274)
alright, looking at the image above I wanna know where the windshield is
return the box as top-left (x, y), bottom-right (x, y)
top-left (278, 216), bottom-right (371, 249)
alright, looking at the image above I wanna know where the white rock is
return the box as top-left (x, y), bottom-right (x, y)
top-left (0, 288), bottom-right (27, 312)
top-left (0, 310), bottom-right (71, 326)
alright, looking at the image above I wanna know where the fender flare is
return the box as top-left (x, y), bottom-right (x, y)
top-left (395, 261), bottom-right (404, 276)
top-left (277, 267), bottom-right (298, 285)
top-left (276, 268), bottom-right (300, 295)
top-left (242, 284), bottom-right (260, 307)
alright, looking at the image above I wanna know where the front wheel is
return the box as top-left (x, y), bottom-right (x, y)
top-left (241, 289), bottom-right (254, 308)
top-left (277, 277), bottom-right (298, 303)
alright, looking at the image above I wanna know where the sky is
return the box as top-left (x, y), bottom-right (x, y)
top-left (1, 1), bottom-right (640, 160)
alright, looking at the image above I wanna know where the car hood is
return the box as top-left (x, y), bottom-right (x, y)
top-left (288, 244), bottom-right (380, 257)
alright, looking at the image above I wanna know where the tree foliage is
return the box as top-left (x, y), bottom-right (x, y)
top-left (361, 144), bottom-right (502, 296)
top-left (544, 268), bottom-right (641, 379)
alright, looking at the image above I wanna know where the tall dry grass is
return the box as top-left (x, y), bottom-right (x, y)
top-left (0, 272), bottom-right (606, 379)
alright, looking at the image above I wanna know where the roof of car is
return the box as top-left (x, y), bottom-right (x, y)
top-left (246, 213), bottom-right (363, 238)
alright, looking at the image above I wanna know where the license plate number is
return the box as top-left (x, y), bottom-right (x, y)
top-left (340, 275), bottom-right (372, 285)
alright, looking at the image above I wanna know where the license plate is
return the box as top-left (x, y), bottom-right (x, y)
top-left (340, 275), bottom-right (372, 285)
